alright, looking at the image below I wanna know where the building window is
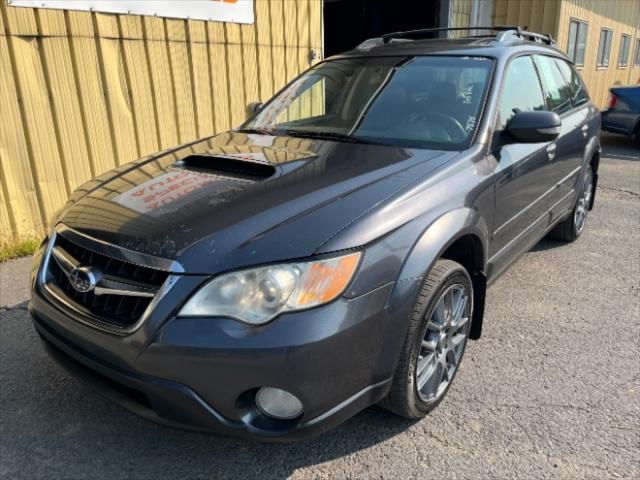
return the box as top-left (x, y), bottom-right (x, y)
top-left (618, 34), bottom-right (631, 67)
top-left (635, 39), bottom-right (640, 67)
top-left (567, 19), bottom-right (588, 66)
top-left (597, 28), bottom-right (613, 68)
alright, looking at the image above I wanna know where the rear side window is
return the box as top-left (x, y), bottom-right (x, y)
top-left (498, 56), bottom-right (546, 129)
top-left (553, 58), bottom-right (589, 107)
top-left (533, 55), bottom-right (573, 114)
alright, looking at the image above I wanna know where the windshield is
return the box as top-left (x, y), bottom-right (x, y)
top-left (242, 56), bottom-right (493, 149)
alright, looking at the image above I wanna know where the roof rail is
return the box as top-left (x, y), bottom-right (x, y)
top-left (369, 25), bottom-right (555, 47)
top-left (495, 27), bottom-right (556, 45)
top-left (380, 26), bottom-right (519, 44)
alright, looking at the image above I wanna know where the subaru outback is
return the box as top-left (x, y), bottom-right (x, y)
top-left (30, 27), bottom-right (600, 440)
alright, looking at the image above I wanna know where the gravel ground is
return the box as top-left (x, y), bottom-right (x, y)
top-left (1, 133), bottom-right (638, 480)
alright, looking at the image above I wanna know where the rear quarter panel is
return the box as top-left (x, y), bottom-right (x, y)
top-left (602, 86), bottom-right (640, 136)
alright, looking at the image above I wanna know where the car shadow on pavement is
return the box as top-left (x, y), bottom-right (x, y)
top-left (1, 304), bottom-right (417, 479)
top-left (529, 238), bottom-right (566, 252)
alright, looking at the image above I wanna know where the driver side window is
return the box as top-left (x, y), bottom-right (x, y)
top-left (498, 56), bottom-right (546, 130)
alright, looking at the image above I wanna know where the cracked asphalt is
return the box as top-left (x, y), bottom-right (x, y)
top-left (1, 133), bottom-right (638, 480)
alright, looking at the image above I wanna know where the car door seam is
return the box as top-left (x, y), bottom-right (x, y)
top-left (489, 188), bottom-right (577, 264)
top-left (493, 165), bottom-right (581, 236)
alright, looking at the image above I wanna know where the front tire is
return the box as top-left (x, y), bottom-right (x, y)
top-left (380, 259), bottom-right (472, 419)
top-left (549, 165), bottom-right (593, 242)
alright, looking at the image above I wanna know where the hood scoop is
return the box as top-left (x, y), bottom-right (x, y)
top-left (177, 154), bottom-right (276, 180)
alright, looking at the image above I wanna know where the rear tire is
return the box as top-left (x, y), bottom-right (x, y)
top-left (380, 259), bottom-right (472, 419)
top-left (635, 125), bottom-right (640, 149)
top-left (549, 165), bottom-right (593, 242)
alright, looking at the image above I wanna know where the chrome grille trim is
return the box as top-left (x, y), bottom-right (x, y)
top-left (55, 224), bottom-right (185, 273)
top-left (38, 226), bottom-right (180, 336)
top-left (50, 244), bottom-right (156, 298)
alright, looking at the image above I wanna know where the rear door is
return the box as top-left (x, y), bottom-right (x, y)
top-left (532, 55), bottom-right (586, 206)
top-left (555, 57), bottom-right (594, 140)
top-left (489, 55), bottom-right (553, 276)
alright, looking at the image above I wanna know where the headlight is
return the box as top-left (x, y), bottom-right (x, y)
top-left (178, 252), bottom-right (361, 325)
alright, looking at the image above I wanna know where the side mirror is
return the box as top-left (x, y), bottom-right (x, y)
top-left (247, 101), bottom-right (263, 116)
top-left (505, 111), bottom-right (561, 143)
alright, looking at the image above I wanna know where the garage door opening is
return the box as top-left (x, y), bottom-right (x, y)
top-left (323, 0), bottom-right (443, 57)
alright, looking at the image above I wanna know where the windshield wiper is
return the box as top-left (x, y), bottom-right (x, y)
top-left (284, 129), bottom-right (373, 144)
top-left (235, 127), bottom-right (275, 135)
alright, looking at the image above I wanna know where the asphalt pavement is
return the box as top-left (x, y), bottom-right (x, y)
top-left (1, 133), bottom-right (638, 480)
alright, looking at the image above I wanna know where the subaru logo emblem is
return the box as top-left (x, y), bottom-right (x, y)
top-left (69, 267), bottom-right (97, 293)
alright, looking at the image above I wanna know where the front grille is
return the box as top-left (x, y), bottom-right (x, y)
top-left (44, 233), bottom-right (170, 330)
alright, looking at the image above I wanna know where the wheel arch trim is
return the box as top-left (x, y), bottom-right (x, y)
top-left (388, 208), bottom-right (489, 339)
top-left (584, 135), bottom-right (600, 211)
top-left (394, 207), bottom-right (489, 284)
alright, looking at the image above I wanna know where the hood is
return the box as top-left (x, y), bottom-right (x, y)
top-left (60, 132), bottom-right (455, 274)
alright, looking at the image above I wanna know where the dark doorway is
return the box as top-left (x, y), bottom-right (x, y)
top-left (323, 0), bottom-right (443, 57)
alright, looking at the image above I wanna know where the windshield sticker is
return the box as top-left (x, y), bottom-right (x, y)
top-left (462, 83), bottom-right (474, 105)
top-left (465, 116), bottom-right (476, 132)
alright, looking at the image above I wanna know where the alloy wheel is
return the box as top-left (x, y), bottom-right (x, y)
top-left (415, 284), bottom-right (470, 403)
top-left (574, 170), bottom-right (593, 235)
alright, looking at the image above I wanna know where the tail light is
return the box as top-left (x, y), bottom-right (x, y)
top-left (608, 92), bottom-right (618, 109)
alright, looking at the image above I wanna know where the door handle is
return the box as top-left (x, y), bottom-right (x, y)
top-left (546, 143), bottom-right (556, 161)
top-left (581, 124), bottom-right (589, 138)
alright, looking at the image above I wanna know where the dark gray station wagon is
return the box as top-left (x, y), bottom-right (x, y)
top-left (30, 27), bottom-right (600, 440)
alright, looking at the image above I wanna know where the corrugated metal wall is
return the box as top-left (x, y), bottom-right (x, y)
top-left (556, 0), bottom-right (640, 108)
top-left (492, 0), bottom-right (640, 108)
top-left (0, 0), bottom-right (323, 243)
top-left (492, 0), bottom-right (560, 36)
top-left (449, 0), bottom-right (560, 40)
top-left (449, 0), bottom-right (473, 33)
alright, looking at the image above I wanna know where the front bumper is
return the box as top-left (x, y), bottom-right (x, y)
top-left (30, 275), bottom-right (405, 441)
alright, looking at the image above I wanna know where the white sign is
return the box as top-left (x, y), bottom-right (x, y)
top-left (8, 0), bottom-right (254, 24)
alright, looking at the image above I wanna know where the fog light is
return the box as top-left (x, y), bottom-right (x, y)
top-left (255, 387), bottom-right (303, 420)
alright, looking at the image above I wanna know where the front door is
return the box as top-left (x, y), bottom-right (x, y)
top-left (489, 55), bottom-right (555, 279)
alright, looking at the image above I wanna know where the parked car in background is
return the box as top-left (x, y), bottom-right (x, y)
top-left (29, 26), bottom-right (600, 441)
top-left (601, 85), bottom-right (640, 147)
